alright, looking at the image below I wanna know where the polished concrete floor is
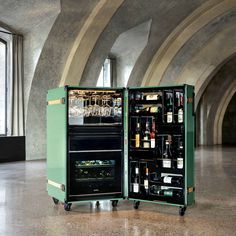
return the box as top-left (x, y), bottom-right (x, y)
top-left (0, 146), bottom-right (235, 236)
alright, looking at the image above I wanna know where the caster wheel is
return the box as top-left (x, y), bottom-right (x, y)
top-left (111, 200), bottom-right (118, 207)
top-left (64, 202), bottom-right (72, 211)
top-left (52, 197), bottom-right (59, 205)
top-left (133, 201), bottom-right (140, 209)
top-left (179, 206), bottom-right (186, 216)
top-left (96, 201), bottom-right (100, 208)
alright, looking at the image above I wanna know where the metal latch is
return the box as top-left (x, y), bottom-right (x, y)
top-left (187, 187), bottom-right (195, 193)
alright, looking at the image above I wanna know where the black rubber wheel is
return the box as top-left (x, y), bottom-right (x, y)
top-left (52, 197), bottom-right (59, 205)
top-left (96, 201), bottom-right (100, 208)
top-left (64, 202), bottom-right (72, 211)
top-left (111, 200), bottom-right (118, 207)
top-left (133, 201), bottom-right (140, 209)
top-left (179, 206), bottom-right (187, 216)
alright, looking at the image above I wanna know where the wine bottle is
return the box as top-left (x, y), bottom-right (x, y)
top-left (166, 92), bottom-right (173, 123)
top-left (162, 138), bottom-right (172, 168)
top-left (162, 175), bottom-right (183, 185)
top-left (175, 92), bottom-right (184, 123)
top-left (143, 121), bottom-right (150, 148)
top-left (177, 140), bottom-right (184, 169)
top-left (135, 121), bottom-right (141, 148)
top-left (150, 185), bottom-right (182, 198)
top-left (133, 163), bottom-right (139, 193)
top-left (150, 121), bottom-right (156, 148)
top-left (178, 108), bottom-right (183, 123)
top-left (144, 167), bottom-right (149, 193)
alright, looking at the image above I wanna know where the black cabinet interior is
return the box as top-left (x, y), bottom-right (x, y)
top-left (128, 87), bottom-right (185, 205)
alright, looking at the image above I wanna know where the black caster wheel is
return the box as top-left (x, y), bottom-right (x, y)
top-left (96, 201), bottom-right (100, 208)
top-left (52, 197), bottom-right (59, 205)
top-left (64, 202), bottom-right (72, 211)
top-left (111, 200), bottom-right (118, 207)
top-left (179, 206), bottom-right (187, 216)
top-left (133, 201), bottom-right (140, 209)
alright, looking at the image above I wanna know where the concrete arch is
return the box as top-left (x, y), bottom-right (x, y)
top-left (177, 23), bottom-right (236, 98)
top-left (197, 55), bottom-right (236, 145)
top-left (59, 0), bottom-right (124, 86)
top-left (142, 0), bottom-right (236, 87)
top-left (81, 0), bottom-right (206, 87)
top-left (26, 0), bottom-right (121, 160)
top-left (214, 81), bottom-right (236, 144)
top-left (195, 52), bottom-right (236, 109)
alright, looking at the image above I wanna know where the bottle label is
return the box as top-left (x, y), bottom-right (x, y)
top-left (133, 183), bottom-right (139, 193)
top-left (135, 167), bottom-right (139, 175)
top-left (150, 107), bottom-right (158, 113)
top-left (144, 180), bottom-right (149, 189)
top-left (177, 158), bottom-right (183, 169)
top-left (163, 159), bottom-right (171, 168)
top-left (135, 134), bottom-right (140, 148)
top-left (151, 139), bottom-right (155, 148)
top-left (146, 94), bottom-right (158, 100)
top-left (163, 176), bottom-right (172, 184)
top-left (167, 112), bottom-right (173, 123)
top-left (143, 141), bottom-right (150, 148)
top-left (178, 109), bottom-right (183, 123)
top-left (164, 190), bottom-right (173, 197)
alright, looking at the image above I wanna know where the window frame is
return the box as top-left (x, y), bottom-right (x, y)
top-left (0, 38), bottom-right (7, 136)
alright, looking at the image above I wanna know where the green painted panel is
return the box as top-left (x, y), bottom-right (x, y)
top-left (47, 87), bottom-right (67, 201)
top-left (128, 198), bottom-right (184, 207)
top-left (184, 85), bottom-right (195, 205)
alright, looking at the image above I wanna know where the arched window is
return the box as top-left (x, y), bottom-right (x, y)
top-left (0, 39), bottom-right (7, 135)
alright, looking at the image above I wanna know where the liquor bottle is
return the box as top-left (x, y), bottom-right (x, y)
top-left (135, 121), bottom-right (141, 148)
top-left (135, 91), bottom-right (141, 100)
top-left (162, 137), bottom-right (172, 168)
top-left (143, 121), bottom-right (150, 148)
top-left (176, 92), bottom-right (184, 123)
top-left (166, 92), bottom-right (173, 123)
top-left (144, 167), bottom-right (149, 193)
top-left (177, 139), bottom-right (184, 169)
top-left (133, 163), bottom-right (139, 193)
top-left (150, 185), bottom-right (182, 198)
top-left (162, 175), bottom-right (183, 185)
top-left (150, 121), bottom-right (156, 148)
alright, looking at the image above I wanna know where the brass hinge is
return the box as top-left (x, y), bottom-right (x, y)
top-left (47, 98), bottom-right (65, 106)
top-left (187, 187), bottom-right (195, 193)
top-left (48, 179), bottom-right (65, 192)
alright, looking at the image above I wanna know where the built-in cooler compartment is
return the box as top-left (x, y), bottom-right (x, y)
top-left (68, 151), bottom-right (122, 200)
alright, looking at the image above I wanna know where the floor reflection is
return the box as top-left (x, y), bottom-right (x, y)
top-left (0, 147), bottom-right (235, 235)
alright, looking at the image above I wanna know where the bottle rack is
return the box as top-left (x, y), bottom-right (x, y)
top-left (128, 87), bottom-right (189, 208)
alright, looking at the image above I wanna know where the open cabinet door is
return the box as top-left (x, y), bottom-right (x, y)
top-left (47, 87), bottom-right (67, 203)
top-left (126, 85), bottom-right (194, 215)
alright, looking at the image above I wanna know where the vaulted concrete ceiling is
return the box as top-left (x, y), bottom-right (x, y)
top-left (1, 0), bottom-right (235, 159)
top-left (0, 0), bottom-right (60, 33)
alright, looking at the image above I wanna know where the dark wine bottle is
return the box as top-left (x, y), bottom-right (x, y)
top-left (162, 175), bottom-right (183, 185)
top-left (133, 163), bottom-right (139, 193)
top-left (143, 121), bottom-right (150, 148)
top-left (144, 167), bottom-right (149, 193)
top-left (135, 121), bottom-right (141, 148)
top-left (166, 92), bottom-right (173, 123)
